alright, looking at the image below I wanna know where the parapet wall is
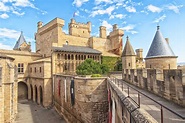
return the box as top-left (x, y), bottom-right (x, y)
top-left (53, 74), bottom-right (108, 123)
top-left (122, 69), bottom-right (185, 106)
top-left (107, 78), bottom-right (158, 123)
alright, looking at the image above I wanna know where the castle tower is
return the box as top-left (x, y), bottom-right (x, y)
top-left (136, 49), bottom-right (143, 62)
top-left (122, 36), bottom-right (136, 69)
top-left (109, 24), bottom-right (124, 55)
top-left (13, 31), bottom-right (31, 52)
top-left (145, 26), bottom-right (178, 69)
top-left (68, 18), bottom-right (91, 38)
top-left (99, 26), bottom-right (106, 38)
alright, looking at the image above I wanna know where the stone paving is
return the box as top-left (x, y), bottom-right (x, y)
top-left (114, 78), bottom-right (185, 123)
top-left (15, 100), bottom-right (66, 123)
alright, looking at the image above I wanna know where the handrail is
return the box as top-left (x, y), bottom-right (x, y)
top-left (109, 76), bottom-right (185, 123)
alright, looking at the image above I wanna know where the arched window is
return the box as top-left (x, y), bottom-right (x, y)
top-left (65, 54), bottom-right (67, 60)
top-left (71, 54), bottom-right (74, 60)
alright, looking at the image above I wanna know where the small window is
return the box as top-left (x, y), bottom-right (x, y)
top-left (35, 67), bottom-right (36, 73)
top-left (18, 63), bottom-right (24, 73)
top-left (128, 63), bottom-right (131, 67)
top-left (30, 67), bottom-right (32, 73)
top-left (40, 67), bottom-right (42, 73)
top-left (66, 41), bottom-right (68, 45)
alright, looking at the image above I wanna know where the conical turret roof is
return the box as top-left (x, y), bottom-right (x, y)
top-left (13, 31), bottom-right (27, 50)
top-left (146, 26), bottom-right (176, 59)
top-left (122, 36), bottom-right (135, 56)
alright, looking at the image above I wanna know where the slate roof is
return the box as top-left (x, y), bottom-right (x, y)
top-left (122, 36), bottom-right (135, 56)
top-left (146, 26), bottom-right (177, 59)
top-left (53, 45), bottom-right (102, 54)
top-left (13, 31), bottom-right (27, 50)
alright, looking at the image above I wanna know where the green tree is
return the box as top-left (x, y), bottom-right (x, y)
top-left (76, 58), bottom-right (109, 75)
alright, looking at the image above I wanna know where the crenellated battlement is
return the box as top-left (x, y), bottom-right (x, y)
top-left (68, 18), bottom-right (91, 38)
top-left (122, 68), bottom-right (185, 106)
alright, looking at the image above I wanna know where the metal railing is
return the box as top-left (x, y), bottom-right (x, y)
top-left (110, 76), bottom-right (185, 123)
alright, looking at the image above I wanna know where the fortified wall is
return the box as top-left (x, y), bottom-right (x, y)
top-left (122, 69), bottom-right (185, 106)
top-left (35, 18), bottom-right (123, 57)
top-left (53, 75), bottom-right (108, 123)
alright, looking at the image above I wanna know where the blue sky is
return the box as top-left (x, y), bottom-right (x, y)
top-left (0, 0), bottom-right (185, 62)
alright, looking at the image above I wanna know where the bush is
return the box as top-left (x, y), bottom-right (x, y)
top-left (76, 58), bottom-right (109, 75)
top-left (91, 74), bottom-right (102, 77)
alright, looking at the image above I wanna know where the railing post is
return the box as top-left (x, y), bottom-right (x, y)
top-left (138, 93), bottom-right (140, 108)
top-left (122, 81), bottom-right (123, 91)
top-left (161, 105), bottom-right (163, 123)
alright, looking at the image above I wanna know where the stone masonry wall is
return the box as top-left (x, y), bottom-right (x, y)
top-left (122, 69), bottom-right (185, 107)
top-left (107, 78), bottom-right (157, 123)
top-left (54, 74), bottom-right (108, 123)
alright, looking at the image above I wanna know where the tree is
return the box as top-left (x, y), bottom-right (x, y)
top-left (76, 58), bottom-right (109, 75)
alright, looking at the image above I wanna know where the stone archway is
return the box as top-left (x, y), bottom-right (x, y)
top-left (35, 85), bottom-right (38, 104)
top-left (18, 81), bottom-right (28, 101)
top-left (39, 86), bottom-right (43, 106)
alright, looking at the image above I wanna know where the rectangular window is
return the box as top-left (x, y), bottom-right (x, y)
top-left (35, 67), bottom-right (36, 73)
top-left (30, 67), bottom-right (32, 73)
top-left (18, 63), bottom-right (24, 73)
top-left (40, 67), bottom-right (42, 73)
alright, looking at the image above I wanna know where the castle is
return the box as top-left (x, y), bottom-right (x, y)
top-left (0, 17), bottom-right (124, 123)
top-left (122, 26), bottom-right (185, 106)
top-left (0, 17), bottom-right (184, 123)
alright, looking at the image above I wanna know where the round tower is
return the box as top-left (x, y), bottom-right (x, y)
top-left (145, 26), bottom-right (178, 69)
top-left (122, 36), bottom-right (136, 69)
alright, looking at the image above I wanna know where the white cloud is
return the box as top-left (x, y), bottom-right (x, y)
top-left (0, 0), bottom-right (46, 18)
top-left (12, 10), bottom-right (25, 16)
top-left (0, 13), bottom-right (9, 19)
top-left (153, 14), bottom-right (166, 23)
top-left (0, 43), bottom-right (12, 50)
top-left (125, 6), bottom-right (136, 13)
top-left (122, 24), bottom-right (135, 31)
top-left (13, 0), bottom-right (35, 8)
top-left (166, 4), bottom-right (183, 13)
top-left (147, 4), bottom-right (162, 13)
top-left (102, 20), bottom-right (112, 34)
top-left (109, 14), bottom-right (126, 19)
top-left (0, 2), bottom-right (10, 11)
top-left (122, 24), bottom-right (138, 34)
top-left (0, 28), bottom-right (34, 43)
top-left (90, 6), bottom-right (115, 17)
top-left (0, 28), bottom-right (20, 39)
top-left (95, 0), bottom-right (112, 5)
top-left (73, 0), bottom-right (89, 7)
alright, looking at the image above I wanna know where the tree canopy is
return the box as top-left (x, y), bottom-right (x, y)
top-left (76, 58), bottom-right (109, 75)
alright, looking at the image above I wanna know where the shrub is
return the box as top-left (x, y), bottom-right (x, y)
top-left (76, 58), bottom-right (109, 75)
top-left (91, 74), bottom-right (102, 77)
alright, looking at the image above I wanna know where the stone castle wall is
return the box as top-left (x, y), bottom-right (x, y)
top-left (122, 69), bottom-right (185, 106)
top-left (0, 57), bottom-right (18, 123)
top-left (145, 57), bottom-right (177, 69)
top-left (53, 74), bottom-right (108, 123)
top-left (35, 18), bottom-right (124, 57)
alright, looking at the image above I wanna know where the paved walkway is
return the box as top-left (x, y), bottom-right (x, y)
top-left (15, 100), bottom-right (66, 123)
top-left (113, 77), bottom-right (185, 123)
